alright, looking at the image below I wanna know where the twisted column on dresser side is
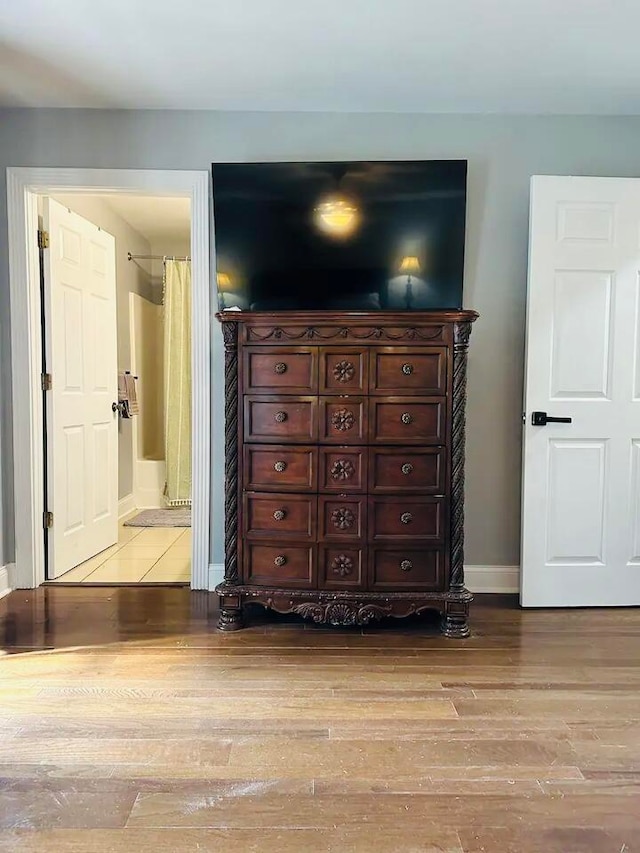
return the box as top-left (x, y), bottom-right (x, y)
top-left (222, 321), bottom-right (239, 585)
top-left (450, 320), bottom-right (473, 591)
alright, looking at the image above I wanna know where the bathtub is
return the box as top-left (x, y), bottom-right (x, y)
top-left (135, 456), bottom-right (167, 509)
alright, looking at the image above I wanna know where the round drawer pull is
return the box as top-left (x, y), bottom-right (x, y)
top-left (400, 512), bottom-right (413, 524)
top-left (274, 555), bottom-right (287, 567)
top-left (274, 461), bottom-right (287, 473)
top-left (402, 363), bottom-right (414, 375)
top-left (274, 362), bottom-right (287, 374)
top-left (274, 411), bottom-right (288, 423)
top-left (273, 509), bottom-right (286, 521)
top-left (401, 412), bottom-right (413, 425)
top-left (401, 463), bottom-right (413, 475)
top-left (400, 559), bottom-right (413, 572)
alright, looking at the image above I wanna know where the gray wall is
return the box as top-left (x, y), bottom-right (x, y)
top-left (51, 194), bottom-right (153, 501)
top-left (2, 109), bottom-right (640, 570)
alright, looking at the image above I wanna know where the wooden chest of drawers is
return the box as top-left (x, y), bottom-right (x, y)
top-left (217, 310), bottom-right (478, 636)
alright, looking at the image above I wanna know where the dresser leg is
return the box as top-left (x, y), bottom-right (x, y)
top-left (441, 602), bottom-right (470, 639)
top-left (218, 606), bottom-right (244, 632)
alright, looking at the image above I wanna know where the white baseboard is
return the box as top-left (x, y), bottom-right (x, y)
top-left (118, 494), bottom-right (136, 520)
top-left (208, 563), bottom-right (224, 591)
top-left (465, 564), bottom-right (520, 594)
top-left (205, 563), bottom-right (519, 595)
top-left (0, 564), bottom-right (14, 599)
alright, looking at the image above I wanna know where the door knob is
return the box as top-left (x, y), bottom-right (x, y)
top-left (531, 411), bottom-right (572, 426)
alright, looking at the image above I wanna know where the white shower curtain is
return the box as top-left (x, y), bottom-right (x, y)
top-left (163, 259), bottom-right (191, 506)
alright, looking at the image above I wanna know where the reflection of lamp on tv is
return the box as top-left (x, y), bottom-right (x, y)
top-left (398, 256), bottom-right (421, 308)
top-left (217, 272), bottom-right (237, 309)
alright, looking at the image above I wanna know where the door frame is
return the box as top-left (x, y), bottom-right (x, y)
top-left (6, 168), bottom-right (211, 590)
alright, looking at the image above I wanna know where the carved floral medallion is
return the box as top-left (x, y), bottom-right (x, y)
top-left (331, 554), bottom-right (354, 577)
top-left (331, 409), bottom-right (356, 431)
top-left (333, 360), bottom-right (356, 383)
top-left (330, 459), bottom-right (355, 481)
top-left (331, 507), bottom-right (355, 530)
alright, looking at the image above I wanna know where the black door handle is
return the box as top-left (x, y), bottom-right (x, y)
top-left (531, 411), bottom-right (572, 426)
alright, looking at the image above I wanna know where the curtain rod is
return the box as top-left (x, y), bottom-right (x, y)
top-left (127, 252), bottom-right (191, 262)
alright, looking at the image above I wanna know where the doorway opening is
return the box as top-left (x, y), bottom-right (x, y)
top-left (6, 168), bottom-right (211, 593)
top-left (41, 193), bottom-right (193, 585)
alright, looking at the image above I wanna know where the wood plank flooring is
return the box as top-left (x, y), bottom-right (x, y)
top-left (0, 587), bottom-right (639, 851)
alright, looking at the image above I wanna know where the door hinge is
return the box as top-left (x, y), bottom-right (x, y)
top-left (38, 229), bottom-right (50, 250)
top-left (41, 372), bottom-right (52, 391)
top-left (43, 511), bottom-right (53, 529)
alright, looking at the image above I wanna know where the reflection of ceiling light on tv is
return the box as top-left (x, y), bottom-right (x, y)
top-left (313, 194), bottom-right (360, 239)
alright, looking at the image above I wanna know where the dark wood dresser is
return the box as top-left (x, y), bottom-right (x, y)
top-left (216, 310), bottom-right (478, 636)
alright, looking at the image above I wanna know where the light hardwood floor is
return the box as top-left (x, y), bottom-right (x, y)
top-left (0, 588), bottom-right (638, 851)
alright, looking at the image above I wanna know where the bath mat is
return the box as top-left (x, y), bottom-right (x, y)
top-left (124, 508), bottom-right (191, 528)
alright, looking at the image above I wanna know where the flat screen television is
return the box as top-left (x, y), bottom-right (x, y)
top-left (212, 160), bottom-right (467, 312)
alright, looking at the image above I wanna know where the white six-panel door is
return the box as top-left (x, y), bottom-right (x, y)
top-left (43, 198), bottom-right (118, 578)
top-left (521, 176), bottom-right (640, 607)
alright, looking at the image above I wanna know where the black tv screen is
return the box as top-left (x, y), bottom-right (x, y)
top-left (212, 160), bottom-right (467, 311)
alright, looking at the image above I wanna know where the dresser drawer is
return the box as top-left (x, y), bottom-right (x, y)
top-left (319, 496), bottom-right (366, 542)
top-left (245, 542), bottom-right (315, 587)
top-left (244, 396), bottom-right (317, 443)
top-left (319, 447), bottom-right (367, 493)
top-left (244, 493), bottom-right (316, 540)
top-left (369, 448), bottom-right (445, 494)
top-left (370, 347), bottom-right (447, 395)
top-left (319, 348), bottom-right (368, 394)
top-left (370, 496), bottom-right (444, 542)
top-left (369, 547), bottom-right (444, 591)
top-left (244, 347), bottom-right (318, 394)
top-left (318, 545), bottom-right (365, 589)
top-left (370, 397), bottom-right (445, 445)
top-left (319, 397), bottom-right (367, 444)
top-left (244, 445), bottom-right (317, 492)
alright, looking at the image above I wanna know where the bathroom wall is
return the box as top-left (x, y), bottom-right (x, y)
top-left (51, 194), bottom-right (153, 502)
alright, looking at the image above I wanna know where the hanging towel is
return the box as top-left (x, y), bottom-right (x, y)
top-left (118, 372), bottom-right (128, 403)
top-left (117, 372), bottom-right (130, 418)
top-left (124, 372), bottom-right (139, 416)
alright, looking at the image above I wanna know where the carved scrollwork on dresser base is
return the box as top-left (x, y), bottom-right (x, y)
top-left (215, 584), bottom-right (473, 634)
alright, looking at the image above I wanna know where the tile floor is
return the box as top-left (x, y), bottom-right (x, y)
top-left (50, 514), bottom-right (191, 584)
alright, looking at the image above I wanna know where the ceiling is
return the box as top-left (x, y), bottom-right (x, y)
top-left (99, 195), bottom-right (191, 244)
top-left (1, 0), bottom-right (639, 114)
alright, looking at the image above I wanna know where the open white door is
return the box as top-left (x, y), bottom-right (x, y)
top-left (43, 198), bottom-right (118, 578)
top-left (522, 176), bottom-right (640, 607)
